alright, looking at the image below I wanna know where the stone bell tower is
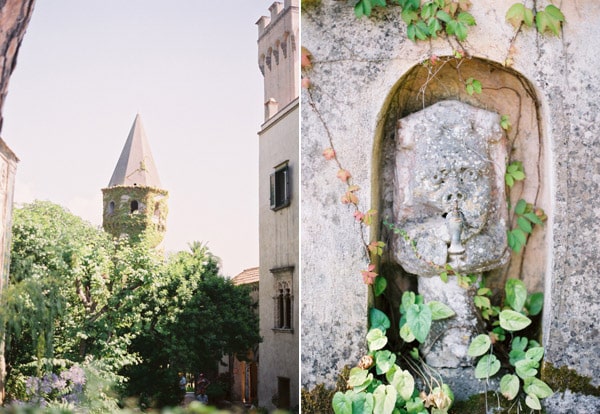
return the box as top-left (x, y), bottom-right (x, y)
top-left (102, 114), bottom-right (168, 247)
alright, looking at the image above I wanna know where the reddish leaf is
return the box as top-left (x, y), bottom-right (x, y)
top-left (301, 47), bottom-right (312, 69)
top-left (362, 264), bottom-right (378, 285)
top-left (341, 191), bottom-right (358, 205)
top-left (322, 147), bottom-right (336, 160)
top-left (354, 211), bottom-right (365, 222)
top-left (337, 169), bottom-right (351, 182)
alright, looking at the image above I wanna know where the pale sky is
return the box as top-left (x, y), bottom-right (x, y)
top-left (2, 1), bottom-right (272, 277)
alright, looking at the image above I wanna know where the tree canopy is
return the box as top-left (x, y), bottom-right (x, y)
top-left (1, 201), bottom-right (260, 409)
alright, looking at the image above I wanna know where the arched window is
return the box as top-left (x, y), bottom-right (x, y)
top-left (130, 200), bottom-right (139, 213)
top-left (108, 201), bottom-right (115, 214)
top-left (274, 280), bottom-right (292, 330)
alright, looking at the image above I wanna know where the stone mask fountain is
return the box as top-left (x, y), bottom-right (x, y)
top-left (391, 100), bottom-right (509, 381)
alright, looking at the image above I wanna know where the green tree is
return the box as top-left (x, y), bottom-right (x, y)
top-left (2, 202), bottom-right (260, 409)
top-left (2, 201), bottom-right (161, 402)
top-left (124, 243), bottom-right (261, 407)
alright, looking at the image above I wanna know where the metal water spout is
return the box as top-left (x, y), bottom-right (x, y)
top-left (447, 200), bottom-right (465, 267)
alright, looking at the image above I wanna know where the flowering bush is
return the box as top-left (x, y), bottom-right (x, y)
top-left (22, 365), bottom-right (86, 407)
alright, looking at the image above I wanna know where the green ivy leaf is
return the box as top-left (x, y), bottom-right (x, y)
top-left (421, 3), bottom-right (437, 20)
top-left (524, 377), bottom-right (554, 399)
top-left (388, 368), bottom-right (415, 401)
top-left (351, 392), bottom-right (375, 414)
top-left (468, 334), bottom-right (491, 357)
top-left (375, 350), bottom-right (397, 375)
top-left (457, 11), bottom-right (476, 26)
top-left (400, 323), bottom-right (416, 343)
top-left (510, 228), bottom-right (527, 252)
top-left (355, 0), bottom-right (374, 17)
top-left (515, 199), bottom-right (527, 215)
top-left (505, 278), bottom-right (527, 312)
top-left (399, 0), bottom-right (420, 10)
top-left (512, 336), bottom-right (528, 352)
top-left (509, 349), bottom-right (526, 366)
top-left (436, 9), bottom-right (452, 23)
top-left (506, 3), bottom-right (526, 28)
top-left (405, 397), bottom-right (425, 413)
top-left (415, 20), bottom-right (430, 40)
top-left (474, 294), bottom-right (491, 310)
top-left (374, 275), bottom-right (387, 297)
top-left (477, 287), bottom-right (491, 296)
top-left (505, 174), bottom-right (514, 187)
top-left (454, 21), bottom-right (469, 41)
top-left (465, 77), bottom-right (482, 95)
top-left (499, 309), bottom-right (532, 331)
top-left (373, 384), bottom-right (397, 414)
top-left (332, 391), bottom-right (353, 414)
top-left (427, 17), bottom-right (442, 38)
top-left (523, 212), bottom-right (542, 225)
top-left (525, 393), bottom-right (542, 410)
top-left (348, 367), bottom-right (374, 392)
top-left (409, 347), bottom-right (419, 360)
top-left (440, 271), bottom-right (449, 283)
top-left (370, 307), bottom-right (391, 331)
top-left (428, 301), bottom-right (455, 320)
top-left (500, 114), bottom-right (512, 130)
top-left (402, 8), bottom-right (419, 24)
top-left (526, 292), bottom-right (544, 316)
top-left (524, 7), bottom-right (534, 27)
top-left (475, 354), bottom-right (501, 379)
top-left (507, 162), bottom-right (519, 173)
top-left (545, 5), bottom-right (565, 22)
top-left (518, 216), bottom-right (533, 234)
top-left (511, 170), bottom-right (525, 181)
top-left (500, 374), bottom-right (520, 400)
top-left (406, 303), bottom-right (432, 343)
top-left (536, 8), bottom-right (563, 37)
top-left (367, 328), bottom-right (388, 351)
top-left (525, 346), bottom-right (545, 362)
top-left (515, 358), bottom-right (538, 379)
top-left (446, 19), bottom-right (459, 36)
top-left (400, 291), bottom-right (416, 314)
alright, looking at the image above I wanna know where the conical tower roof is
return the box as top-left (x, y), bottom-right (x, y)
top-left (108, 114), bottom-right (162, 188)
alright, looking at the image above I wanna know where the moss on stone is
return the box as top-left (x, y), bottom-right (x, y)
top-left (101, 185), bottom-right (168, 248)
top-left (449, 392), bottom-right (536, 413)
top-left (300, 366), bottom-right (349, 414)
top-left (541, 362), bottom-right (600, 397)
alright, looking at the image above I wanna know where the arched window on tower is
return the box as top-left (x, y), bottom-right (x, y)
top-left (130, 200), bottom-right (139, 214)
top-left (273, 280), bottom-right (293, 331)
top-left (108, 201), bottom-right (115, 215)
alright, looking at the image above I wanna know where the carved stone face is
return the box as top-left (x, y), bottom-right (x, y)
top-left (392, 101), bottom-right (509, 276)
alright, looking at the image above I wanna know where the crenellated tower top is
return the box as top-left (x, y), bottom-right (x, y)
top-left (256, 0), bottom-right (299, 121)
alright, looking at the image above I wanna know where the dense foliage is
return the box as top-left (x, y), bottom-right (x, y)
top-left (0, 201), bottom-right (260, 410)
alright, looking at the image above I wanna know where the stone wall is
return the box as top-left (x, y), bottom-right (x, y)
top-left (301, 0), bottom-right (600, 407)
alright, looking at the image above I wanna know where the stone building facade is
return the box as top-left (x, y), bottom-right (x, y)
top-left (102, 114), bottom-right (168, 248)
top-left (223, 267), bottom-right (260, 406)
top-left (302, 1), bottom-right (600, 411)
top-left (256, 1), bottom-right (299, 411)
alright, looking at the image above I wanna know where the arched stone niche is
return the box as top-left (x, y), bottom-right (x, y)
top-left (373, 57), bottom-right (548, 343)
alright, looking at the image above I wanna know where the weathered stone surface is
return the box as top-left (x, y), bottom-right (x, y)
top-left (392, 100), bottom-right (509, 276)
top-left (419, 276), bottom-right (478, 369)
top-left (544, 391), bottom-right (600, 414)
top-left (301, 0), bottom-right (600, 397)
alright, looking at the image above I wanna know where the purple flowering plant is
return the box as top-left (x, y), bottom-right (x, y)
top-left (23, 365), bottom-right (87, 406)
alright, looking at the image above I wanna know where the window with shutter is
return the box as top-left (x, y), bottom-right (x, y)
top-left (269, 163), bottom-right (290, 210)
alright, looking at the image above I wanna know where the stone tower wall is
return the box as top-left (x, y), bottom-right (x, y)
top-left (102, 185), bottom-right (168, 247)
